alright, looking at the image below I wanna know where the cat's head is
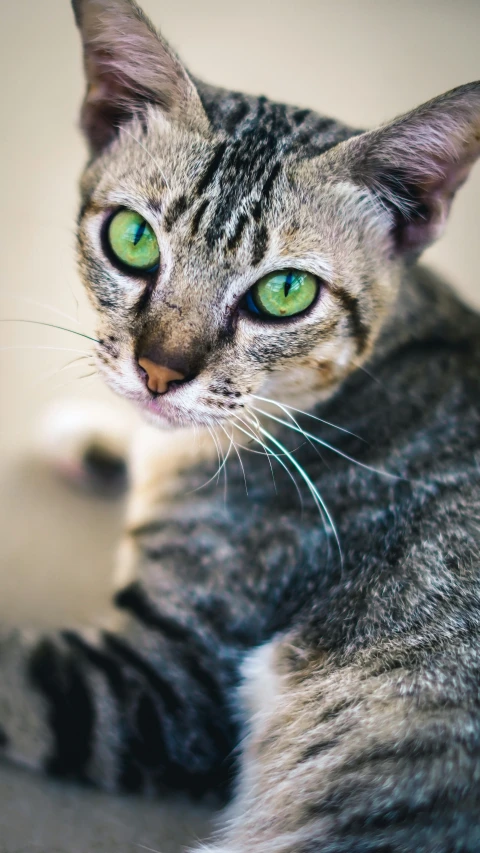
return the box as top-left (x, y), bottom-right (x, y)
top-left (73, 0), bottom-right (480, 428)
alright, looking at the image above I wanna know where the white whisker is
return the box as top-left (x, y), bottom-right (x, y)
top-left (69, 285), bottom-right (80, 323)
top-left (206, 425), bottom-right (223, 486)
top-left (77, 370), bottom-right (98, 380)
top-left (219, 423), bottom-right (242, 503)
top-left (259, 398), bottom-right (330, 470)
top-left (217, 425), bottom-right (230, 502)
top-left (352, 360), bottom-right (386, 389)
top-left (240, 410), bottom-right (278, 495)
top-left (252, 394), bottom-right (365, 442)
top-left (227, 423), bottom-right (250, 496)
top-left (8, 295), bottom-right (81, 326)
top-left (0, 345), bottom-right (91, 355)
top-left (37, 355), bottom-right (92, 386)
top-left (252, 405), bottom-right (400, 481)
top-left (244, 413), bottom-right (343, 566)
top-left (191, 425), bottom-right (233, 496)
top-left (232, 415), bottom-right (305, 508)
top-left (189, 426), bottom-right (230, 496)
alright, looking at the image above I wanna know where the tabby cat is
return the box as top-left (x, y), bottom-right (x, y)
top-left (1, 1), bottom-right (480, 850)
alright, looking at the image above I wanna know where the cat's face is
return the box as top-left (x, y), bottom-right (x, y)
top-left (73, 0), bottom-right (480, 429)
top-left (77, 110), bottom-right (396, 428)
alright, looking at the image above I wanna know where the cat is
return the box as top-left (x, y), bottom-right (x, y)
top-left (1, 0), bottom-right (480, 851)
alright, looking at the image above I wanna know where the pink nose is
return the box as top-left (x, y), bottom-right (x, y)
top-left (138, 358), bottom-right (186, 395)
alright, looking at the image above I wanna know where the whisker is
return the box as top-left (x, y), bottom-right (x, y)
top-left (233, 438), bottom-right (249, 496)
top-left (191, 426), bottom-right (232, 495)
top-left (240, 410), bottom-right (278, 495)
top-left (77, 370), bottom-right (98, 380)
top-left (213, 425), bottom-right (229, 488)
top-left (221, 422), bottom-right (252, 499)
top-left (206, 425), bottom-right (223, 486)
top-left (252, 394), bottom-right (365, 442)
top-left (8, 296), bottom-right (80, 326)
top-left (352, 360), bottom-right (386, 389)
top-left (233, 415), bottom-right (308, 507)
top-left (51, 372), bottom-right (99, 392)
top-left (59, 354), bottom-right (90, 367)
top-left (220, 426), bottom-right (232, 499)
top-left (0, 318), bottom-right (100, 344)
top-left (244, 413), bottom-right (343, 566)
top-left (36, 355), bottom-right (91, 386)
top-left (69, 285), bottom-right (80, 322)
top-left (0, 345), bottom-right (91, 355)
top-left (252, 405), bottom-right (400, 481)
top-left (217, 423), bottom-right (235, 503)
top-left (120, 127), bottom-right (171, 191)
top-left (258, 398), bottom-right (330, 470)
top-left (58, 355), bottom-right (92, 371)
top-left (229, 440), bottom-right (285, 457)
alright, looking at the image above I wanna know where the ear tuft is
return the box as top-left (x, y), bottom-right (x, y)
top-left (72, 0), bottom-right (209, 154)
top-left (347, 82), bottom-right (480, 255)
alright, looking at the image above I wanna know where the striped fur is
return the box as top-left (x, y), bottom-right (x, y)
top-left (2, 1), bottom-right (480, 851)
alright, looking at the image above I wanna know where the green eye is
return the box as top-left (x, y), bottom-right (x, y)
top-left (246, 269), bottom-right (318, 318)
top-left (107, 209), bottom-right (160, 271)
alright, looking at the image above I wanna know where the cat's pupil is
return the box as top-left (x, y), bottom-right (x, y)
top-left (284, 273), bottom-right (295, 298)
top-left (133, 221), bottom-right (146, 246)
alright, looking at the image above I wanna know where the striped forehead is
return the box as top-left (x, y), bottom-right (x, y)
top-left (160, 92), bottom-right (360, 253)
top-left (79, 91), bottom-right (360, 276)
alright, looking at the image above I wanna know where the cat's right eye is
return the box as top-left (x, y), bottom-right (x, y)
top-left (107, 209), bottom-right (160, 272)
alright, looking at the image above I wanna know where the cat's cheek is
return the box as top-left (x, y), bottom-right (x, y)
top-left (260, 337), bottom-right (357, 410)
top-left (94, 353), bottom-right (145, 406)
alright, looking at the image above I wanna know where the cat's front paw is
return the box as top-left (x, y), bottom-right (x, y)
top-left (35, 398), bottom-right (131, 496)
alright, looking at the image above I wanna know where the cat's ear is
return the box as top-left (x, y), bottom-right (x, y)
top-left (72, 0), bottom-right (209, 154)
top-left (345, 82), bottom-right (480, 255)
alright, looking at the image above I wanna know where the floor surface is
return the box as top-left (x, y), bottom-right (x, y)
top-left (0, 462), bottom-right (214, 853)
top-left (0, 763), bottom-right (212, 853)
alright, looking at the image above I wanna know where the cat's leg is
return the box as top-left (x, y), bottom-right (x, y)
top-left (0, 422), bottom-right (241, 794)
top-left (202, 636), bottom-right (480, 853)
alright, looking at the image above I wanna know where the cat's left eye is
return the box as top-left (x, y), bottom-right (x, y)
top-left (107, 209), bottom-right (160, 272)
top-left (245, 269), bottom-right (319, 319)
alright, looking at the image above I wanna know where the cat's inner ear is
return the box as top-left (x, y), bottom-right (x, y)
top-left (346, 82), bottom-right (480, 254)
top-left (72, 0), bottom-right (209, 153)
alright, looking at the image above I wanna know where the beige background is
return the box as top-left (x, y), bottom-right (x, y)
top-left (0, 1), bottom-right (478, 851)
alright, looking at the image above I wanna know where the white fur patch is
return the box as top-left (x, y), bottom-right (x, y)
top-left (240, 641), bottom-right (283, 723)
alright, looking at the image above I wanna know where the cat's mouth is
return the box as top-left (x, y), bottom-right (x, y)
top-left (110, 365), bottom-right (243, 429)
top-left (141, 389), bottom-right (200, 428)
top-left (141, 386), bottom-right (246, 429)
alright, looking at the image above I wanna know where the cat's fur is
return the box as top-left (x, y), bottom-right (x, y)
top-left (1, 1), bottom-right (480, 850)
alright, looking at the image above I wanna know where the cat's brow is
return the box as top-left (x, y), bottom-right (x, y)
top-left (194, 141), bottom-right (228, 197)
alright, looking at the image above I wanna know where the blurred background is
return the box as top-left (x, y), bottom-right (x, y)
top-left (0, 1), bottom-right (478, 849)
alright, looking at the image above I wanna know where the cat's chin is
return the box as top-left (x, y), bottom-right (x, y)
top-left (139, 400), bottom-right (193, 430)
top-left (138, 397), bottom-right (220, 430)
